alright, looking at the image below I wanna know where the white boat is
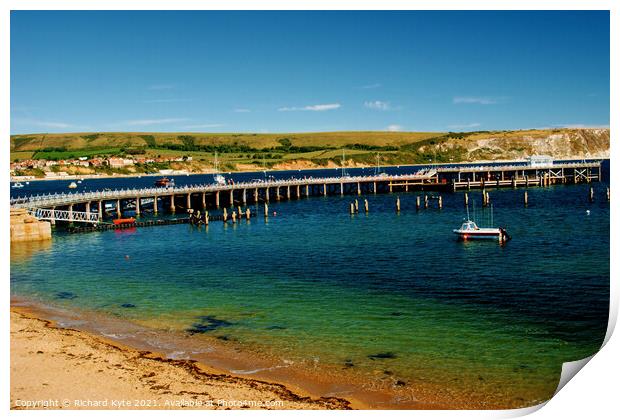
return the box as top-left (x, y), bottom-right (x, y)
top-left (453, 220), bottom-right (509, 241)
top-left (12, 182), bottom-right (25, 189)
top-left (68, 181), bottom-right (78, 189)
top-left (212, 152), bottom-right (226, 185)
top-left (453, 203), bottom-right (510, 241)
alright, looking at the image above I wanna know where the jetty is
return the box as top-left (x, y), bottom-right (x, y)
top-left (9, 159), bottom-right (603, 230)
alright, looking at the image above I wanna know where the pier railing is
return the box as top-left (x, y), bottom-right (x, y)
top-left (10, 172), bottom-right (433, 209)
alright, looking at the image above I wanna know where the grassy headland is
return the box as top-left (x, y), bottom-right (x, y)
top-left (9, 128), bottom-right (610, 178)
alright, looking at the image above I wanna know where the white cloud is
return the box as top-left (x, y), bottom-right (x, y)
top-left (364, 100), bottom-right (391, 111)
top-left (14, 119), bottom-right (73, 129)
top-left (234, 108), bottom-right (251, 113)
top-left (125, 118), bottom-right (189, 126)
top-left (147, 84), bottom-right (175, 90)
top-left (182, 123), bottom-right (224, 129)
top-left (359, 83), bottom-right (382, 89)
top-left (386, 124), bottom-right (403, 132)
top-left (448, 122), bottom-right (481, 129)
top-left (453, 96), bottom-right (497, 105)
top-left (142, 98), bottom-right (188, 104)
top-left (278, 103), bottom-right (341, 112)
top-left (550, 123), bottom-right (610, 129)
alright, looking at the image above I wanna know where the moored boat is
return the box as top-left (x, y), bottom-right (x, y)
top-left (68, 181), bottom-right (78, 189)
top-left (453, 220), bottom-right (510, 241)
top-left (154, 177), bottom-right (175, 187)
top-left (113, 217), bottom-right (136, 225)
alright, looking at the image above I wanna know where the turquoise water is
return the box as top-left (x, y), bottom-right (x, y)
top-left (11, 182), bottom-right (609, 408)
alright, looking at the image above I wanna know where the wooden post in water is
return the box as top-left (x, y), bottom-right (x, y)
top-left (424, 195), bottom-right (429, 209)
top-left (186, 193), bottom-right (192, 211)
top-left (511, 176), bottom-right (516, 188)
top-left (296, 185), bottom-right (301, 198)
top-left (245, 208), bottom-right (251, 220)
top-left (229, 189), bottom-right (234, 205)
top-left (117, 199), bottom-right (122, 217)
top-left (396, 196), bottom-right (401, 213)
top-left (223, 207), bottom-right (228, 222)
top-left (364, 199), bottom-right (369, 213)
top-left (467, 179), bottom-right (471, 190)
top-left (357, 182), bottom-right (362, 196)
top-left (264, 202), bottom-right (269, 217)
top-left (265, 187), bottom-right (270, 202)
top-left (524, 191), bottom-right (528, 207)
top-left (607, 187), bottom-right (610, 201)
top-left (464, 192), bottom-right (469, 207)
top-left (237, 206), bottom-right (242, 217)
top-left (589, 187), bottom-right (594, 203)
top-left (153, 197), bottom-right (158, 215)
top-left (354, 199), bottom-right (359, 213)
top-left (276, 187), bottom-right (281, 201)
top-left (349, 202), bottom-right (355, 215)
top-left (254, 188), bottom-right (258, 203)
top-left (169, 195), bottom-right (175, 213)
top-left (324, 184), bottom-right (327, 197)
top-left (340, 183), bottom-right (344, 196)
top-left (202, 192), bottom-right (206, 210)
top-left (373, 181), bottom-right (377, 194)
top-left (482, 190), bottom-right (487, 207)
top-left (231, 211), bottom-right (237, 223)
top-left (215, 191), bottom-right (220, 208)
top-left (416, 196), bottom-right (421, 211)
top-left (205, 210), bottom-right (209, 225)
top-left (134, 198), bottom-right (140, 217)
top-left (438, 196), bottom-right (443, 209)
top-left (305, 184), bottom-right (309, 197)
top-left (242, 189), bottom-right (247, 205)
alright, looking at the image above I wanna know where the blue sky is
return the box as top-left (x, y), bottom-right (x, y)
top-left (10, 10), bottom-right (609, 134)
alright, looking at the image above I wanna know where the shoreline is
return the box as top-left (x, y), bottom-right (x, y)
top-left (10, 305), bottom-right (354, 410)
top-left (10, 155), bottom-right (609, 183)
top-left (9, 299), bottom-right (491, 410)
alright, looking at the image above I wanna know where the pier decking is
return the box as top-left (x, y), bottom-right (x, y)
top-left (9, 159), bottom-right (603, 227)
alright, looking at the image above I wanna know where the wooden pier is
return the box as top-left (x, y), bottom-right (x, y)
top-left (10, 159), bottom-right (603, 229)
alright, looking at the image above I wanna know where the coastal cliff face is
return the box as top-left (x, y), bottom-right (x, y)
top-left (10, 209), bottom-right (51, 242)
top-left (441, 128), bottom-right (610, 161)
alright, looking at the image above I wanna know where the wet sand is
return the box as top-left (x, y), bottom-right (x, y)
top-left (10, 307), bottom-right (351, 410)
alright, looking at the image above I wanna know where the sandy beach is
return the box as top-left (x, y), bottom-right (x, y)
top-left (10, 307), bottom-right (351, 410)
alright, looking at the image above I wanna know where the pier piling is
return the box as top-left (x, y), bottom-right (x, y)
top-left (222, 208), bottom-right (228, 222)
top-left (438, 196), bottom-right (443, 209)
top-left (464, 193), bottom-right (469, 207)
top-left (589, 187), bottom-right (594, 203)
top-left (246, 208), bottom-right (251, 220)
top-left (264, 202), bottom-right (269, 218)
top-left (364, 199), bottom-right (369, 213)
top-left (524, 191), bottom-right (528, 207)
top-left (350, 203), bottom-right (355, 215)
top-left (354, 199), bottom-right (359, 213)
top-left (396, 196), bottom-right (401, 213)
top-left (424, 195), bottom-right (429, 209)
top-left (416, 196), bottom-right (421, 211)
top-left (231, 211), bottom-right (237, 223)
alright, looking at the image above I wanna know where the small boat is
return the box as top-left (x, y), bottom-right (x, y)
top-left (113, 217), bottom-right (136, 225)
top-left (453, 203), bottom-right (510, 242)
top-left (11, 182), bottom-right (25, 189)
top-left (453, 220), bottom-right (510, 241)
top-left (68, 182), bottom-right (78, 189)
top-left (154, 177), bottom-right (175, 187)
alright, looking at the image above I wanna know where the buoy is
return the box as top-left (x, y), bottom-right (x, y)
top-left (586, 210), bottom-right (591, 215)
top-left (273, 211), bottom-right (277, 216)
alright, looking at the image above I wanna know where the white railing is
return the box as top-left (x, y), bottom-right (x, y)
top-left (9, 172), bottom-right (435, 209)
top-left (28, 208), bottom-right (101, 224)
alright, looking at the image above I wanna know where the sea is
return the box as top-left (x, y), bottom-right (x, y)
top-left (10, 161), bottom-right (610, 408)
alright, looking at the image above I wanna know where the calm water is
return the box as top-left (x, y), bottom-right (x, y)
top-left (10, 164), bottom-right (610, 408)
